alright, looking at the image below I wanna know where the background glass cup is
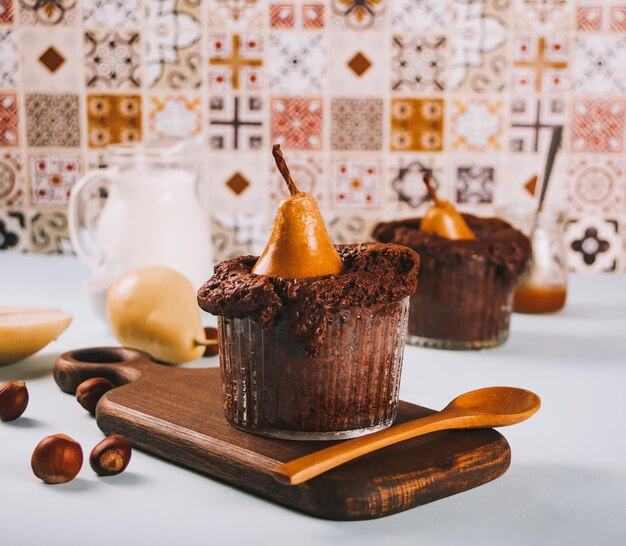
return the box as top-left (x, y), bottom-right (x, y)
top-left (498, 206), bottom-right (568, 314)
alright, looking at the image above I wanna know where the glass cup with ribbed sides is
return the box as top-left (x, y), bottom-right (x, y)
top-left (407, 252), bottom-right (516, 350)
top-left (217, 297), bottom-right (410, 440)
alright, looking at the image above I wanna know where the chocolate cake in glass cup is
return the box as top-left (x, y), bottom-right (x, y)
top-left (197, 146), bottom-right (420, 440)
top-left (198, 243), bottom-right (419, 440)
top-left (373, 214), bottom-right (529, 350)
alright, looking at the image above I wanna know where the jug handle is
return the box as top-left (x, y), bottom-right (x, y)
top-left (68, 169), bottom-right (113, 270)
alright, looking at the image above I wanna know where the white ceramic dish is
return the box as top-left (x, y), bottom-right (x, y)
top-left (84, 276), bottom-right (112, 323)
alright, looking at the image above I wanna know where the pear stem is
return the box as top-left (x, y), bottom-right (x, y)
top-left (193, 339), bottom-right (219, 347)
top-left (423, 173), bottom-right (443, 206)
top-left (272, 144), bottom-right (299, 196)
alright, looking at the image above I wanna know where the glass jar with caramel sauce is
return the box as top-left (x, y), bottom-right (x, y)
top-left (499, 207), bottom-right (568, 314)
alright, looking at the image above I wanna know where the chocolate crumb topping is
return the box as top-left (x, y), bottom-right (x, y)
top-left (372, 214), bottom-right (530, 276)
top-left (197, 243), bottom-right (420, 356)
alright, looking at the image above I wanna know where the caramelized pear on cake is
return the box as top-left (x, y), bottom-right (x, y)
top-left (420, 174), bottom-right (475, 241)
top-left (252, 145), bottom-right (343, 278)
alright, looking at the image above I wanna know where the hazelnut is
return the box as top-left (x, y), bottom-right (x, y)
top-left (31, 434), bottom-right (83, 484)
top-left (76, 377), bottom-right (115, 414)
top-left (0, 381), bottom-right (29, 422)
top-left (203, 327), bottom-right (219, 357)
top-left (90, 435), bottom-right (132, 476)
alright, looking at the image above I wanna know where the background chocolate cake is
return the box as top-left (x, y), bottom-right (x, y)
top-left (374, 214), bottom-right (529, 350)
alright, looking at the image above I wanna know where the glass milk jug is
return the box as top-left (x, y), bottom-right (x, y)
top-left (68, 140), bottom-right (212, 289)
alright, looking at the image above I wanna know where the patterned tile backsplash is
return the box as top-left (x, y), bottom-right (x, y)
top-left (1, 0), bottom-right (626, 273)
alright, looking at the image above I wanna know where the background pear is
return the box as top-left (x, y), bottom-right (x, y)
top-left (107, 266), bottom-right (212, 364)
top-left (0, 307), bottom-right (72, 366)
top-left (252, 145), bottom-right (343, 278)
top-left (421, 175), bottom-right (476, 241)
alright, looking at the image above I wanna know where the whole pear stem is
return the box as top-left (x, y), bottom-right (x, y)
top-left (193, 339), bottom-right (219, 347)
top-left (423, 172), bottom-right (443, 206)
top-left (272, 144), bottom-right (299, 196)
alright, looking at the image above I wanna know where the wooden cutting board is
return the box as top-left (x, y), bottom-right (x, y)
top-left (53, 347), bottom-right (511, 521)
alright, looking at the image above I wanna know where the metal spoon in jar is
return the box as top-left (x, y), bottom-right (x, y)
top-left (274, 386), bottom-right (541, 485)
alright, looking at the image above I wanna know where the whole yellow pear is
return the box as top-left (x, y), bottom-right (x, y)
top-left (107, 266), bottom-right (206, 364)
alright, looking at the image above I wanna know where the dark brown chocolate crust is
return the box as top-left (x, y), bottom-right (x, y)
top-left (197, 243), bottom-right (420, 356)
top-left (372, 214), bottom-right (530, 276)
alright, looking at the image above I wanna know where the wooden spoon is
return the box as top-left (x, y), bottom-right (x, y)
top-left (274, 386), bottom-right (540, 485)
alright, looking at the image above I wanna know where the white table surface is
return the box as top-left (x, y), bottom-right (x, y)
top-left (1, 253), bottom-right (625, 546)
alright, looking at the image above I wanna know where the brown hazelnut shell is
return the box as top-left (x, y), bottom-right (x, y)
top-left (76, 377), bottom-right (115, 415)
top-left (203, 327), bottom-right (219, 357)
top-left (31, 434), bottom-right (83, 484)
top-left (0, 381), bottom-right (29, 422)
top-left (90, 434), bottom-right (132, 476)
